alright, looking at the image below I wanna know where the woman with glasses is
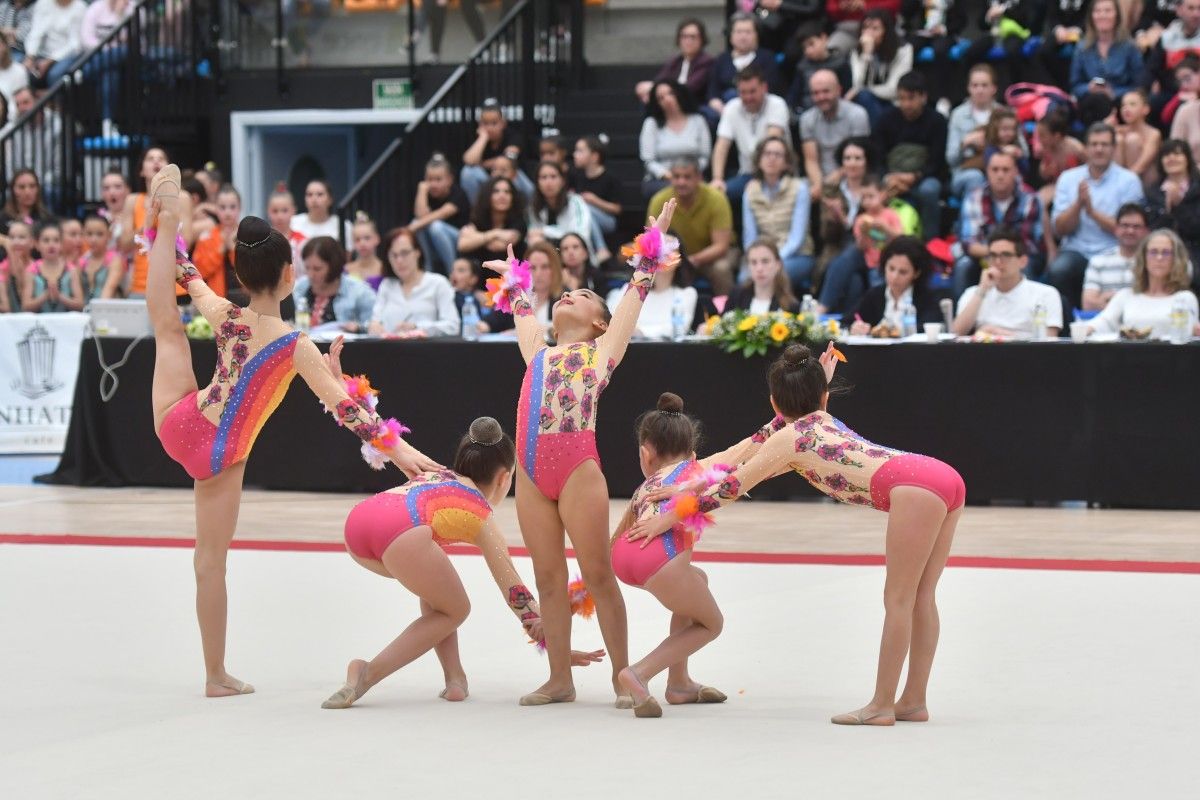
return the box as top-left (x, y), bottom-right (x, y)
top-left (368, 227), bottom-right (459, 337)
top-left (741, 136), bottom-right (813, 293)
top-left (1085, 228), bottom-right (1199, 338)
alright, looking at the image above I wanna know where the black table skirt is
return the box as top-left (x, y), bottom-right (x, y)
top-left (39, 337), bottom-right (1200, 508)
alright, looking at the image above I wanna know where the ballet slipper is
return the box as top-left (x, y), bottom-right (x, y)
top-left (665, 685), bottom-right (727, 705)
top-left (830, 707), bottom-right (895, 726)
top-left (146, 164), bottom-right (182, 228)
top-left (614, 694), bottom-right (634, 709)
top-left (321, 660), bottom-right (368, 709)
top-left (895, 706), bottom-right (929, 722)
top-left (518, 688), bottom-right (576, 706)
top-left (617, 667), bottom-right (662, 718)
top-left (205, 678), bottom-right (254, 698)
top-left (438, 680), bottom-right (469, 702)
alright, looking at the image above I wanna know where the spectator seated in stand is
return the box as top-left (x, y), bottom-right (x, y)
top-left (460, 98), bottom-right (530, 203)
top-left (457, 176), bottom-right (527, 266)
top-left (189, 183), bottom-right (241, 300)
top-left (78, 214), bottom-right (124, 300)
top-left (1050, 122), bottom-right (1144, 308)
top-left (799, 68), bottom-right (871, 203)
top-left (787, 22), bottom-right (852, 115)
top-left (818, 173), bottom-right (898, 314)
top-left (346, 213), bottom-right (384, 290)
top-left (647, 156), bottom-right (737, 296)
top-left (878, 71), bottom-right (947, 242)
top-left (0, 219), bottom-right (34, 308)
top-left (290, 178), bottom-right (351, 244)
top-left (847, 235), bottom-right (944, 334)
top-left (0, 38), bottom-right (28, 123)
top-left (947, 65), bottom-right (1004, 201)
top-left (369, 226), bottom-right (459, 337)
top-left (557, 231), bottom-right (599, 292)
top-left (487, 152), bottom-right (533, 202)
top-left (0, 0), bottom-right (35, 66)
top-left (903, 0), bottom-right (967, 100)
top-left (725, 239), bottom-right (799, 314)
top-left (479, 240), bottom-right (561, 334)
top-left (410, 153), bottom-right (471, 275)
top-left (538, 134), bottom-right (569, 170)
top-left (266, 188), bottom-right (307, 270)
top-left (292, 235), bottom-right (376, 333)
top-left (569, 134), bottom-right (620, 263)
top-left (634, 17), bottom-right (715, 106)
top-left (7, 88), bottom-right (63, 209)
top-left (1160, 54), bottom-right (1200, 131)
top-left (1085, 228), bottom-right (1199, 336)
top-left (1114, 89), bottom-right (1161, 181)
top-left (1144, 0), bottom-right (1200, 116)
top-left (449, 256), bottom-right (489, 319)
top-left (962, 0), bottom-right (1036, 85)
top-left (952, 227), bottom-right (1064, 339)
top-left (705, 11), bottom-right (781, 126)
top-left (827, 0), bottom-right (902, 57)
top-left (742, 135), bottom-right (814, 292)
top-left (710, 66), bottom-right (790, 207)
top-left (0, 166), bottom-right (53, 234)
top-left (1146, 139), bottom-right (1200, 288)
top-left (605, 253), bottom-right (699, 340)
top-left (846, 7), bottom-right (914, 129)
top-left (1081, 202), bottom-right (1148, 311)
top-left (526, 159), bottom-right (595, 258)
top-left (22, 0), bottom-right (85, 89)
top-left (21, 219), bottom-right (83, 312)
top-left (952, 149), bottom-right (1044, 299)
top-left (1069, 0), bottom-right (1144, 101)
top-left (639, 79), bottom-right (712, 199)
top-left (1039, 0), bottom-right (1090, 90)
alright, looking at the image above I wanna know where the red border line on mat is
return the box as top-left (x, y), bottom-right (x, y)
top-left (3, 533), bottom-right (1199, 574)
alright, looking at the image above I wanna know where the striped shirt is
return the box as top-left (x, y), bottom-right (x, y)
top-left (1082, 247), bottom-right (1134, 294)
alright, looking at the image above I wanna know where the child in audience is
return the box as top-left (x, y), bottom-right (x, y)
top-left (347, 214), bottom-right (384, 290)
top-left (570, 135), bottom-right (620, 263)
top-left (1, 221), bottom-right (35, 306)
top-left (267, 188), bottom-right (307, 268)
top-left (79, 214), bottom-right (124, 300)
top-left (22, 221), bottom-right (84, 312)
top-left (449, 256), bottom-right (489, 317)
top-left (787, 22), bottom-right (852, 114)
top-left (60, 217), bottom-right (83, 267)
top-left (1116, 89), bottom-right (1162, 182)
top-left (853, 177), bottom-right (902, 277)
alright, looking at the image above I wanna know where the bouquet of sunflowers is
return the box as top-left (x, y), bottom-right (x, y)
top-left (705, 309), bottom-right (840, 357)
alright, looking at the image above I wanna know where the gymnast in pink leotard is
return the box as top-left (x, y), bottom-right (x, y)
top-left (608, 392), bottom-right (785, 717)
top-left (483, 200), bottom-right (679, 707)
top-left (628, 342), bottom-right (965, 726)
top-left (321, 416), bottom-right (605, 709)
top-left (142, 165), bottom-right (440, 698)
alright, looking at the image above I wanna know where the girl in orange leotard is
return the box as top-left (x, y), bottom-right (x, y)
top-left (628, 343), bottom-right (964, 726)
top-left (484, 200), bottom-right (679, 707)
top-left (144, 164), bottom-right (440, 698)
top-left (320, 414), bottom-right (605, 709)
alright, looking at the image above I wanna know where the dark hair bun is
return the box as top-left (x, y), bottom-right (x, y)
top-left (656, 392), bottom-right (684, 413)
top-left (236, 215), bottom-right (272, 246)
top-left (468, 416), bottom-right (504, 445)
top-left (781, 344), bottom-right (812, 369)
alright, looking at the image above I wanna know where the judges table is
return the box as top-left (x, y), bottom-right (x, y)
top-left (39, 337), bottom-right (1200, 508)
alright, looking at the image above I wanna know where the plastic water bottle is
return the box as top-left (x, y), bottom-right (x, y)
top-left (671, 293), bottom-right (686, 341)
top-left (1169, 298), bottom-right (1190, 344)
top-left (294, 296), bottom-right (310, 332)
top-left (1031, 303), bottom-right (1047, 340)
top-left (901, 303), bottom-right (917, 337)
top-left (800, 294), bottom-right (816, 317)
top-left (461, 296), bottom-right (480, 341)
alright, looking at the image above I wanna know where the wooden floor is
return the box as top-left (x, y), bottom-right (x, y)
top-left (4, 485), bottom-right (1199, 563)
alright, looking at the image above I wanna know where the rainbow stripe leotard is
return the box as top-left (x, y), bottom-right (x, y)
top-left (611, 459), bottom-right (706, 587)
top-left (209, 331), bottom-right (299, 475)
top-left (345, 471), bottom-right (493, 560)
top-left (515, 340), bottom-right (614, 500)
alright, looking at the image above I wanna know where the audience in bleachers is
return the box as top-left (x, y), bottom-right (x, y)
top-left (640, 79), bottom-right (712, 198)
top-left (725, 239), bottom-right (799, 314)
top-left (742, 135), bottom-right (813, 292)
top-left (846, 7), bottom-right (913, 128)
top-left (706, 11), bottom-right (781, 124)
top-left (634, 18), bottom-right (715, 107)
top-left (799, 68), bottom-right (870, 199)
top-left (457, 176), bottom-right (526, 264)
top-left (410, 154), bottom-right (471, 275)
top-left (711, 65), bottom-right (790, 204)
top-left (369, 226), bottom-right (458, 337)
top-left (569, 135), bottom-right (620, 262)
top-left (1085, 227), bottom-right (1200, 336)
top-left (1081, 201), bottom-right (1147, 310)
top-left (647, 156), bottom-right (736, 296)
top-left (292, 235), bottom-right (376, 333)
top-left (878, 71), bottom-right (947, 242)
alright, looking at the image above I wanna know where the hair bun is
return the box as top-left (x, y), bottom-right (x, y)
top-left (237, 215), bottom-right (272, 245)
top-left (468, 416), bottom-right (504, 446)
top-left (781, 344), bottom-right (812, 369)
top-left (656, 392), bottom-right (685, 413)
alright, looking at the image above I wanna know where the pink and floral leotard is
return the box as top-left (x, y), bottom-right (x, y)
top-left (343, 469), bottom-right (542, 638)
top-left (157, 248), bottom-right (400, 481)
top-left (507, 260), bottom-right (660, 501)
top-left (696, 411), bottom-right (965, 514)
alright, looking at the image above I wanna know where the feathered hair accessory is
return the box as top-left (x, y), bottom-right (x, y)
top-left (484, 257), bottom-right (532, 314)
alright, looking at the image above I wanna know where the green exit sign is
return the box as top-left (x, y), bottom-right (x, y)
top-left (373, 78), bottom-right (413, 110)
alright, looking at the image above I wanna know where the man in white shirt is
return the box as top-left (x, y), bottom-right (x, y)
top-left (1081, 203), bottom-right (1148, 311)
top-left (711, 65), bottom-right (789, 206)
top-left (953, 228), bottom-right (1064, 338)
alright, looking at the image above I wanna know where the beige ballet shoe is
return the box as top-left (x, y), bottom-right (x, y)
top-left (321, 661), bottom-right (367, 710)
top-left (895, 706), bottom-right (929, 722)
top-left (205, 679), bottom-right (254, 697)
top-left (665, 685), bottom-right (727, 705)
top-left (614, 694), bottom-right (634, 709)
top-left (146, 164), bottom-right (182, 228)
top-left (438, 680), bottom-right (469, 702)
top-left (518, 688), bottom-right (576, 706)
top-left (618, 667), bottom-right (662, 719)
top-left (830, 708), bottom-right (895, 726)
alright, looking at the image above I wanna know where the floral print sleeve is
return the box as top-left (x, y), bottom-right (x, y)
top-left (292, 335), bottom-right (403, 448)
top-left (695, 431), bottom-right (796, 513)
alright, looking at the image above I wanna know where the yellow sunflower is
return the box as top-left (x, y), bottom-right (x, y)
top-left (737, 315), bottom-right (759, 332)
top-left (770, 321), bottom-right (790, 342)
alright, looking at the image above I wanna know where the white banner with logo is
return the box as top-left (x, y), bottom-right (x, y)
top-left (0, 313), bottom-right (89, 454)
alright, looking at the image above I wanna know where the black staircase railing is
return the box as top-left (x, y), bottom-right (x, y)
top-left (0, 0), bottom-right (213, 216)
top-left (334, 0), bottom-right (584, 243)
